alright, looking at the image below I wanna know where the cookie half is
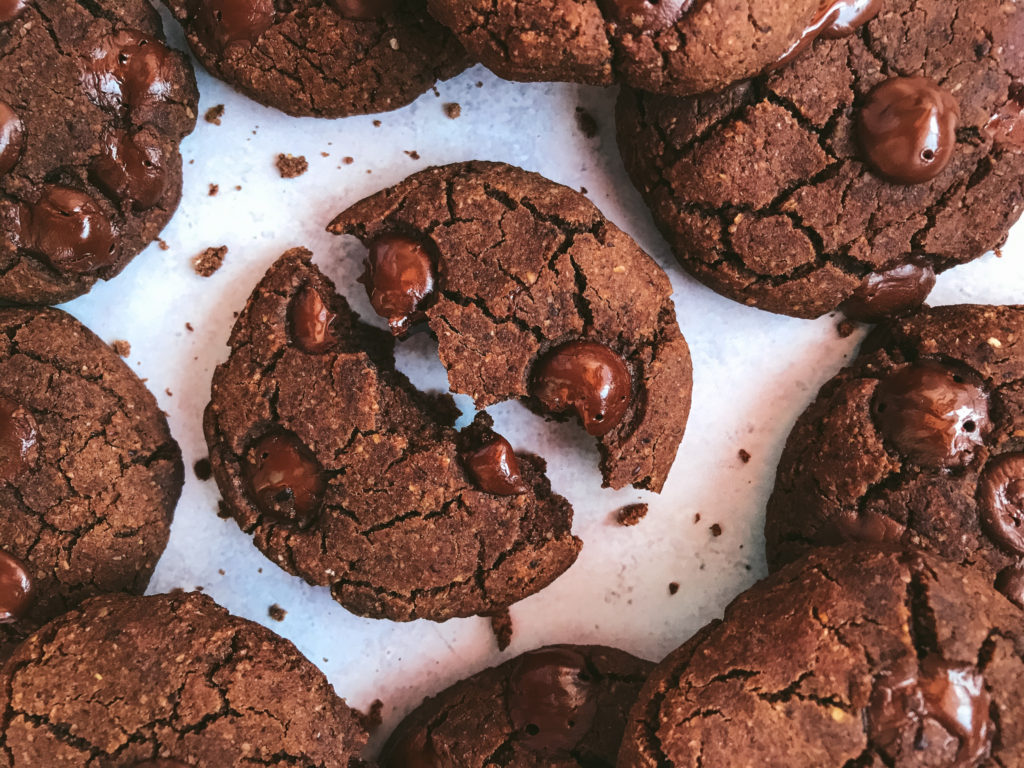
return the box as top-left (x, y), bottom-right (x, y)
top-left (328, 161), bottom-right (692, 493)
top-left (161, 0), bottom-right (468, 118)
top-left (0, 591), bottom-right (367, 766)
top-left (617, 0), bottom-right (1024, 319)
top-left (0, 0), bottom-right (199, 305)
top-left (380, 644), bottom-right (653, 767)
top-left (0, 307), bottom-right (183, 661)
top-left (619, 546), bottom-right (1024, 767)
top-left (204, 248), bottom-right (581, 622)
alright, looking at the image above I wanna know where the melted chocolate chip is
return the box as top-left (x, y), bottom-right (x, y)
top-left (0, 100), bottom-right (24, 175)
top-left (0, 395), bottom-right (38, 483)
top-left (531, 341), bottom-right (631, 437)
top-left (0, 0), bottom-right (25, 24)
top-left (840, 260), bottom-right (937, 322)
top-left (361, 233), bottom-right (436, 335)
top-left (832, 509), bottom-right (906, 545)
top-left (978, 453), bottom-right (1024, 556)
top-left (858, 77), bottom-right (960, 185)
top-left (871, 360), bottom-right (989, 468)
top-left (328, 0), bottom-right (399, 21)
top-left (289, 285), bottom-right (339, 353)
top-left (777, 0), bottom-right (882, 67)
top-left (600, 0), bottom-right (694, 33)
top-left (985, 83), bottom-right (1024, 151)
top-left (90, 130), bottom-right (167, 210)
top-left (82, 30), bottom-right (178, 113)
top-left (0, 549), bottom-right (34, 624)
top-left (463, 435), bottom-right (528, 496)
top-left (27, 186), bottom-right (117, 275)
top-left (995, 565), bottom-right (1024, 608)
top-left (194, 0), bottom-right (276, 54)
top-left (507, 647), bottom-right (599, 755)
top-left (380, 729), bottom-right (450, 768)
top-left (243, 431), bottom-right (326, 528)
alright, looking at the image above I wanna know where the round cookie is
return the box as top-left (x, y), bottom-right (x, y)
top-left (767, 305), bottom-right (1024, 609)
top-left (0, 0), bottom-right (198, 305)
top-left (161, 0), bottom-right (469, 118)
top-left (617, 0), bottom-right (1024, 319)
top-left (328, 161), bottom-right (692, 493)
top-left (204, 248), bottom-right (581, 622)
top-left (379, 644), bottom-right (653, 767)
top-left (619, 546), bottom-right (1024, 767)
top-left (0, 307), bottom-right (183, 661)
top-left (0, 591), bottom-right (368, 766)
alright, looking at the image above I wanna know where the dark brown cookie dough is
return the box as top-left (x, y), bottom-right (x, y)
top-left (0, 307), bottom-right (183, 661)
top-left (204, 248), bottom-right (581, 622)
top-left (0, 591), bottom-right (367, 767)
top-left (767, 305), bottom-right (1024, 610)
top-left (617, 0), bottom-right (1024, 319)
top-left (161, 0), bottom-right (469, 118)
top-left (380, 644), bottom-right (653, 767)
top-left (328, 161), bottom-right (692, 492)
top-left (0, 0), bottom-right (198, 305)
top-left (619, 546), bottom-right (1024, 767)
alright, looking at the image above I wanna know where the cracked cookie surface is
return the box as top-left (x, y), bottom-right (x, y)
top-left (618, 546), bottom-right (1024, 768)
top-left (328, 161), bottom-right (692, 493)
top-left (617, 0), bottom-right (1024, 319)
top-left (0, 307), bottom-right (183, 662)
top-left (379, 644), bottom-right (653, 767)
top-left (0, 0), bottom-right (198, 305)
top-left (204, 248), bottom-right (581, 622)
top-left (161, 0), bottom-right (469, 118)
top-left (0, 591), bottom-right (367, 767)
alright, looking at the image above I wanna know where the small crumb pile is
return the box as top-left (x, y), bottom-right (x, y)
top-left (490, 609), bottom-right (513, 651)
top-left (193, 246), bottom-right (228, 277)
top-left (276, 153), bottom-right (309, 178)
top-left (111, 340), bottom-right (131, 358)
top-left (616, 503), bottom-right (649, 527)
top-left (443, 102), bottom-right (461, 119)
top-left (204, 104), bottom-right (225, 125)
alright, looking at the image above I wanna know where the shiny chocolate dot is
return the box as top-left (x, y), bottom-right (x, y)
top-left (0, 101), bottom-right (24, 175)
top-left (840, 260), bottom-right (936, 323)
top-left (507, 648), bottom-right (598, 755)
top-left (978, 453), bottom-right (1024, 556)
top-left (82, 30), bottom-right (178, 112)
top-left (328, 0), bottom-right (398, 20)
top-left (380, 729), bottom-right (450, 768)
top-left (90, 130), bottom-right (167, 210)
top-left (0, 549), bottom-right (33, 624)
top-left (995, 565), bottom-right (1024, 608)
top-left (463, 435), bottom-right (528, 496)
top-left (289, 285), bottom-right (339, 354)
top-left (28, 186), bottom-right (117, 275)
top-left (244, 431), bottom-right (325, 528)
top-left (0, 0), bottom-right (25, 23)
top-left (600, 0), bottom-right (694, 33)
top-left (871, 360), bottom-right (989, 468)
top-left (985, 83), bottom-right (1024, 151)
top-left (194, 0), bottom-right (276, 54)
top-left (361, 234), bottom-right (436, 335)
top-left (858, 77), bottom-right (960, 185)
top-left (531, 341), bottom-right (631, 437)
top-left (777, 0), bottom-right (882, 68)
top-left (0, 395), bottom-right (37, 483)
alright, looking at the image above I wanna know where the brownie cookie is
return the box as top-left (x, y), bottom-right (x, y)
top-left (161, 0), bottom-right (468, 118)
top-left (0, 307), bottom-right (183, 661)
top-left (428, 0), bottom-right (879, 96)
top-left (617, 0), bottom-right (1024, 319)
top-left (766, 305), bottom-right (1024, 611)
top-left (380, 644), bottom-right (653, 767)
top-left (619, 546), bottom-right (1024, 767)
top-left (204, 248), bottom-right (580, 622)
top-left (0, 591), bottom-right (367, 766)
top-left (328, 161), bottom-right (691, 492)
top-left (0, 0), bottom-right (198, 305)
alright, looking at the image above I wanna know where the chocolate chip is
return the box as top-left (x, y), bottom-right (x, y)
top-left (978, 453), bottom-right (1024, 556)
top-left (858, 77), bottom-right (960, 185)
top-left (462, 435), bottom-right (528, 496)
top-left (841, 260), bottom-right (937, 322)
top-left (0, 395), bottom-right (37, 484)
top-left (243, 431), bottom-right (325, 528)
top-left (328, 0), bottom-right (398, 20)
top-left (776, 0), bottom-right (882, 68)
top-left (831, 509), bottom-right (907, 545)
top-left (289, 285), bottom-right (339, 354)
top-left (0, 0), bottom-right (25, 23)
top-left (985, 82), bottom-right (1024, 150)
top-left (507, 647), bottom-right (598, 755)
top-left (531, 341), bottom-right (631, 437)
top-left (27, 186), bottom-right (117, 275)
top-left (90, 130), bottom-right (167, 210)
top-left (194, 0), bottom-right (276, 54)
top-left (995, 565), bottom-right (1024, 608)
top-left (81, 30), bottom-right (178, 113)
top-left (0, 100), bottom-right (24, 175)
top-left (601, 0), bottom-right (694, 33)
top-left (871, 360), bottom-right (989, 468)
top-left (0, 549), bottom-right (34, 624)
top-left (360, 233), bottom-right (436, 334)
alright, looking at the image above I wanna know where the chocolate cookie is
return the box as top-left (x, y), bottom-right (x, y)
top-left (0, 307), bottom-right (183, 661)
top-left (161, 0), bottom-right (468, 118)
top-left (328, 161), bottom-right (692, 492)
top-left (428, 0), bottom-right (878, 96)
top-left (204, 248), bottom-right (581, 622)
top-left (380, 644), bottom-right (653, 767)
top-left (0, 591), bottom-right (367, 766)
top-left (766, 305), bottom-right (1024, 611)
top-left (619, 546), bottom-right (1024, 767)
top-left (617, 0), bottom-right (1024, 319)
top-left (0, 0), bottom-right (198, 305)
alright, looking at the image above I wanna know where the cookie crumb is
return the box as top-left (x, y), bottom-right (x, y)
top-left (616, 503), bottom-right (649, 527)
top-left (193, 246), bottom-right (227, 277)
top-left (710, 523), bottom-right (723, 537)
top-left (204, 104), bottom-right (225, 125)
top-left (193, 458), bottom-right (212, 481)
top-left (575, 106), bottom-right (599, 138)
top-left (837, 319), bottom-right (857, 338)
top-left (475, 81), bottom-right (483, 88)
top-left (490, 609), bottom-right (513, 652)
top-left (217, 501), bottom-right (232, 519)
top-left (208, 183), bottom-right (218, 196)
top-left (110, 339), bottom-right (131, 358)
top-left (580, 186), bottom-right (588, 194)
top-left (268, 604), bottom-right (286, 622)
top-left (218, 568), bottom-right (225, 575)
top-left (185, 322), bottom-right (194, 332)
top-left (694, 512), bottom-right (701, 524)
top-left (342, 156), bottom-right (354, 165)
top-left (738, 449), bottom-right (751, 463)
top-left (165, 388), bottom-right (173, 397)
top-left (668, 582), bottom-right (680, 595)
top-left (157, 238), bottom-right (170, 251)
top-left (276, 153), bottom-right (308, 178)
top-left (320, 151), bottom-right (329, 157)
top-left (404, 150), bottom-right (421, 160)
top-left (443, 102), bottom-right (461, 119)
top-left (234, 185), bottom-right (242, 191)
top-left (357, 699), bottom-right (385, 734)
top-left (373, 119), bottom-right (382, 127)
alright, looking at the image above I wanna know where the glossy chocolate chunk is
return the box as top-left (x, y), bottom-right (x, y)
top-left (0, 550), bottom-right (33, 624)
top-left (361, 233), bottom-right (436, 335)
top-left (978, 453), bottom-right (1024, 556)
top-left (463, 435), bottom-right (527, 496)
top-left (532, 341), bottom-right (631, 437)
top-left (243, 431), bottom-right (326, 528)
top-left (986, 83), bottom-right (1024, 150)
top-left (0, 0), bottom-right (24, 24)
top-left (28, 186), bottom-right (117, 275)
top-left (995, 565), bottom-right (1024, 608)
top-left (858, 77), bottom-right (960, 185)
top-left (841, 260), bottom-right (936, 322)
top-left (778, 0), bottom-right (882, 67)
top-left (82, 29), bottom-right (178, 112)
top-left (328, 0), bottom-right (398, 20)
top-left (0, 100), bottom-right (24, 175)
top-left (831, 509), bottom-right (906, 544)
top-left (0, 395), bottom-right (37, 484)
top-left (90, 130), bottom-right (167, 210)
top-left (507, 647), bottom-right (598, 755)
top-left (600, 0), bottom-right (694, 33)
top-left (289, 285), bottom-right (339, 353)
top-left (871, 360), bottom-right (989, 468)
top-left (194, 0), bottom-right (276, 54)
